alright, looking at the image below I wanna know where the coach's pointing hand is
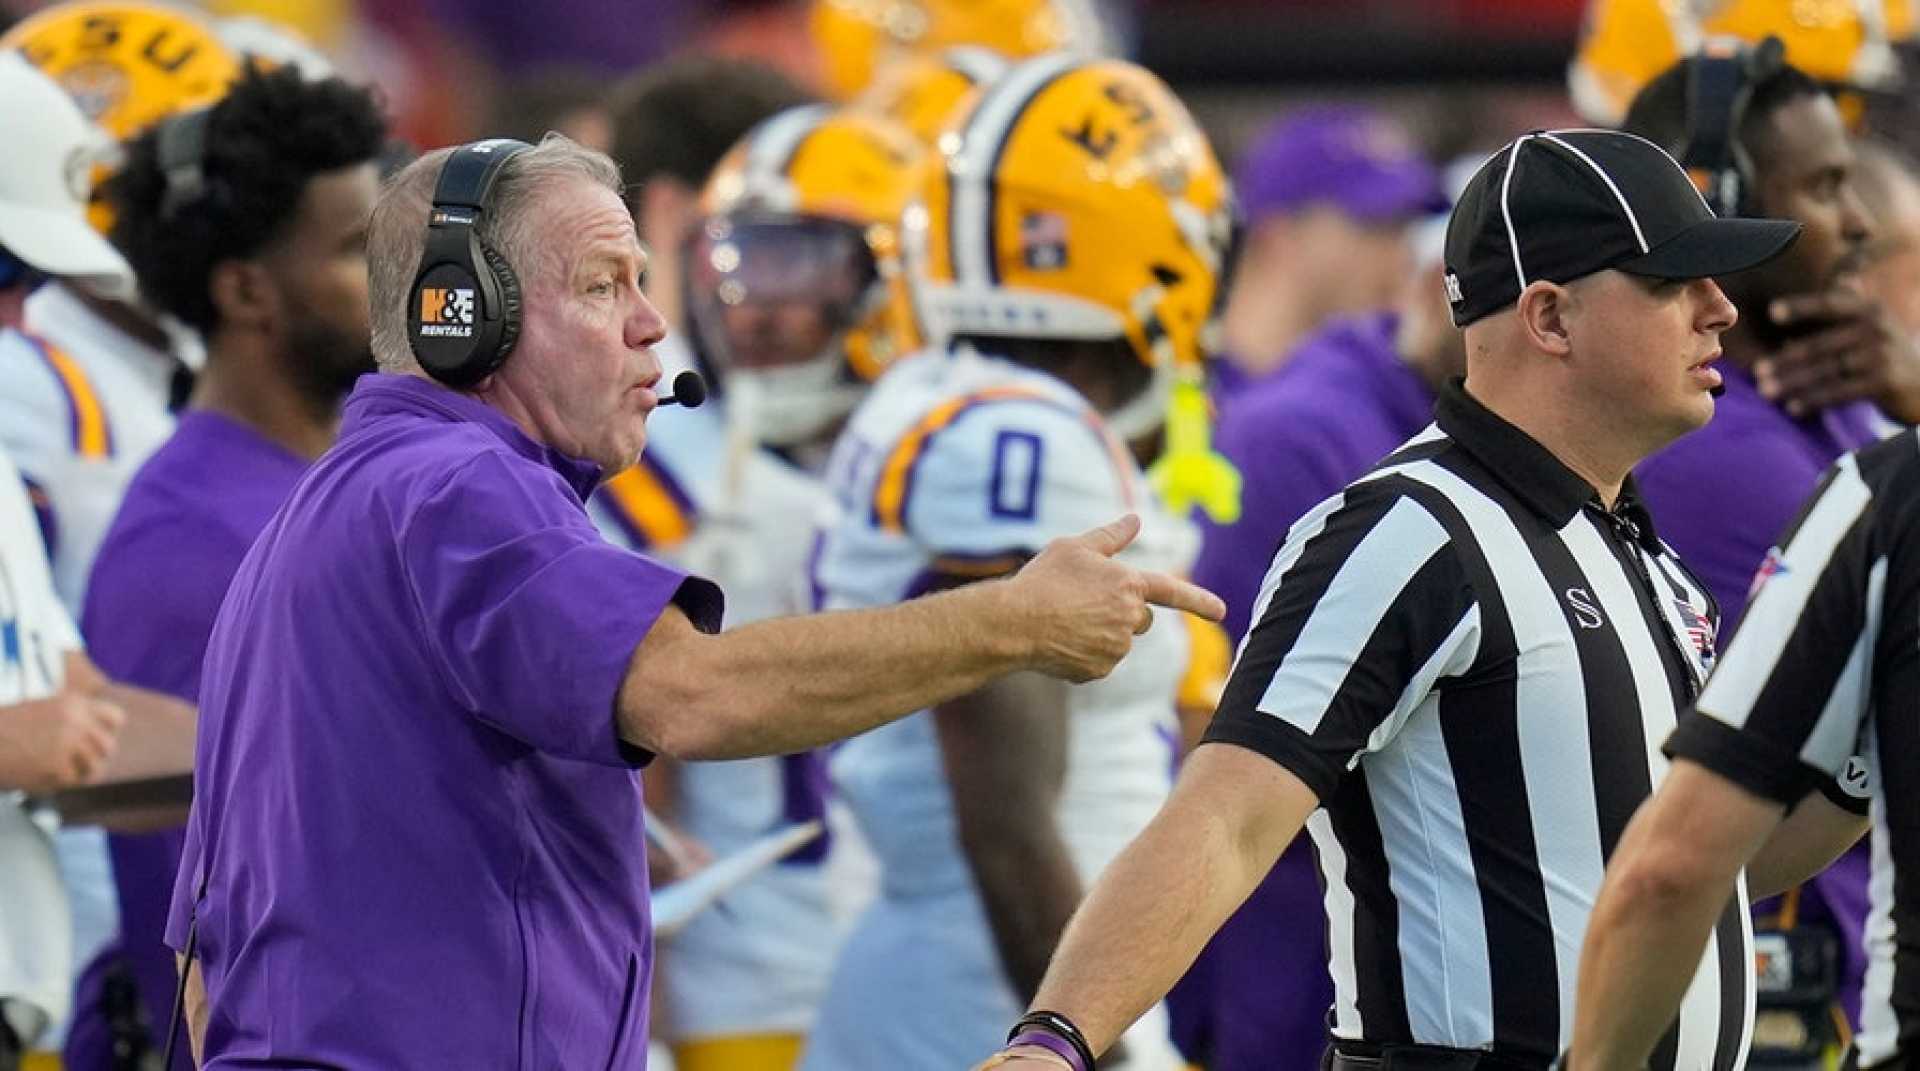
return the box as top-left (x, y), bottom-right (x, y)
top-left (1007, 513), bottom-right (1226, 684)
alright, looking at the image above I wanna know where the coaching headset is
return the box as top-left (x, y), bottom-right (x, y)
top-left (407, 138), bottom-right (533, 387)
top-left (1677, 34), bottom-right (1788, 219)
top-left (403, 138), bottom-right (708, 406)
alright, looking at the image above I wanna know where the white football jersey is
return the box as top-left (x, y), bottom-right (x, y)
top-left (801, 348), bottom-right (1193, 1071)
top-left (0, 283), bottom-right (187, 613)
top-left (0, 449), bottom-right (84, 1045)
top-left (589, 369), bottom-right (842, 1042)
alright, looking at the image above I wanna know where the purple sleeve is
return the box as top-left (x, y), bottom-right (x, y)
top-left (1636, 430), bottom-right (1826, 634)
top-left (1196, 402), bottom-right (1366, 644)
top-left (401, 453), bottom-right (722, 767)
top-left (81, 520), bottom-right (243, 703)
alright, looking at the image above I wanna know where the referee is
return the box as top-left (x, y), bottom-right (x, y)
top-left (978, 130), bottom-right (1866, 1071)
top-left (1570, 431), bottom-right (1916, 1070)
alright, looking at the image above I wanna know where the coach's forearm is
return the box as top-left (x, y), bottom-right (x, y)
top-left (624, 582), bottom-right (1030, 760)
top-left (1026, 745), bottom-right (1312, 1054)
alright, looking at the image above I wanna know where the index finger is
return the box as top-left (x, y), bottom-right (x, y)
top-left (1771, 289), bottom-right (1868, 326)
top-left (1137, 570), bottom-right (1226, 622)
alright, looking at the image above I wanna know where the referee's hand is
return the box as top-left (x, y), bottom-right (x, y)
top-left (1008, 513), bottom-right (1227, 684)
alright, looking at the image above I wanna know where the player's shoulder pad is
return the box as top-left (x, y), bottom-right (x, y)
top-left (878, 383), bottom-right (1138, 555)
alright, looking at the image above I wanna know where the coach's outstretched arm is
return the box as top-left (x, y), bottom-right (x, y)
top-left (619, 514), bottom-right (1226, 761)
top-left (976, 743), bottom-right (1319, 1069)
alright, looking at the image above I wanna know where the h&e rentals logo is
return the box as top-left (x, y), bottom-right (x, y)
top-left (419, 287), bottom-right (476, 337)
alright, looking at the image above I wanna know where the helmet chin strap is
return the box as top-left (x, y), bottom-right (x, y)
top-left (1102, 353), bottom-right (1176, 444)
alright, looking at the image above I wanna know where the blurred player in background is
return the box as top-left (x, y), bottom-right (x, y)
top-left (1570, 0), bottom-right (1914, 127)
top-left (1208, 106), bottom-right (1448, 400)
top-left (853, 45), bottom-right (1009, 145)
top-left (605, 57), bottom-right (813, 356)
top-left (802, 53), bottom-right (1232, 1071)
top-left (57, 64), bottom-right (386, 1071)
top-left (0, 1), bottom-right (240, 1051)
top-left (810, 0), bottom-right (1105, 102)
top-left (639, 104), bottom-right (929, 1071)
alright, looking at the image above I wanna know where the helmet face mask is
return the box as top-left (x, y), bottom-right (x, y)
top-left (691, 106), bottom-right (930, 447)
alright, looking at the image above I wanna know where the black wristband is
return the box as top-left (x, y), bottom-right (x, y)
top-left (1009, 1011), bottom-right (1097, 1071)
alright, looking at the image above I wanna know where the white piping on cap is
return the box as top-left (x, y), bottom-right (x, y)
top-left (1499, 134), bottom-right (1532, 288)
top-left (1540, 132), bottom-right (1649, 253)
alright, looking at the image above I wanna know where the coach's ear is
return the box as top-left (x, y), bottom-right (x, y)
top-left (1516, 279), bottom-right (1573, 361)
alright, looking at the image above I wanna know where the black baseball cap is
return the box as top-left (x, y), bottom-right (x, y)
top-left (1443, 129), bottom-right (1801, 327)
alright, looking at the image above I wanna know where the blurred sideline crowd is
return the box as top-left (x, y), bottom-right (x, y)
top-left (2, 0), bottom-right (1920, 1069)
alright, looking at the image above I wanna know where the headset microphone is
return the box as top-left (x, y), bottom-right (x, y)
top-left (658, 370), bottom-right (707, 408)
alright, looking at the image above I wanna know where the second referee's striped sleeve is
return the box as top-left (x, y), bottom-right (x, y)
top-left (1666, 451), bottom-right (1886, 803)
top-left (1202, 479), bottom-right (1478, 801)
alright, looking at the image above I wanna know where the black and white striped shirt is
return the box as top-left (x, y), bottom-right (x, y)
top-left (1668, 429), bottom-right (1920, 1069)
top-left (1204, 382), bottom-right (1751, 1070)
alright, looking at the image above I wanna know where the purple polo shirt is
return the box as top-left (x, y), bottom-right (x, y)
top-left (1637, 359), bottom-right (1883, 1026)
top-left (1172, 313), bottom-right (1436, 1070)
top-left (165, 374), bottom-right (721, 1069)
top-left (73, 411), bottom-right (306, 1070)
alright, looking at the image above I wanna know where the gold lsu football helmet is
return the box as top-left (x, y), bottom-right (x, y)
top-left (1570, 0), bottom-right (1914, 124)
top-left (4, 2), bottom-right (242, 233)
top-left (909, 53), bottom-right (1233, 444)
top-left (811, 0), bottom-right (1104, 100)
top-left (4, 3), bottom-right (242, 141)
top-left (685, 105), bottom-right (930, 447)
top-left (854, 45), bottom-right (1010, 146)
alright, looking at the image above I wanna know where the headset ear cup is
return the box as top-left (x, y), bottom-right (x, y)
top-left (482, 243), bottom-right (523, 361)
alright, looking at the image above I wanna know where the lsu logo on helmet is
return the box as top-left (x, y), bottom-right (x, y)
top-left (909, 54), bottom-right (1233, 441)
top-left (686, 105), bottom-right (931, 445)
top-left (1570, 0), bottom-right (1914, 124)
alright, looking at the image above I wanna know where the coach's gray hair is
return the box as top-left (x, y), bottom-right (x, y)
top-left (366, 134), bottom-right (624, 375)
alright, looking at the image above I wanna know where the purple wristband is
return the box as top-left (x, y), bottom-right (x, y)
top-left (1007, 1030), bottom-right (1088, 1071)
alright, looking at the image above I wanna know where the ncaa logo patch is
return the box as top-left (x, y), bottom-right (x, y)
top-left (418, 287), bottom-right (476, 338)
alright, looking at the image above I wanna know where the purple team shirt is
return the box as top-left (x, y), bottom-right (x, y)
top-left (1637, 358), bottom-right (1883, 1026)
top-left (1173, 314), bottom-right (1437, 1069)
top-left (165, 374), bottom-right (720, 1069)
top-left (76, 411), bottom-right (307, 1069)
top-left (1197, 314), bottom-right (1437, 640)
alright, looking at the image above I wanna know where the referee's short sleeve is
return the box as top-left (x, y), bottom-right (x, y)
top-left (1202, 480), bottom-right (1478, 801)
top-left (1668, 450), bottom-right (1888, 806)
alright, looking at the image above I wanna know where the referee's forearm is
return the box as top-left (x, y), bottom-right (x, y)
top-left (1028, 745), bottom-right (1312, 1055)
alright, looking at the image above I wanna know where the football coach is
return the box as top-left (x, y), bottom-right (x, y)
top-left (162, 135), bottom-right (1224, 1069)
